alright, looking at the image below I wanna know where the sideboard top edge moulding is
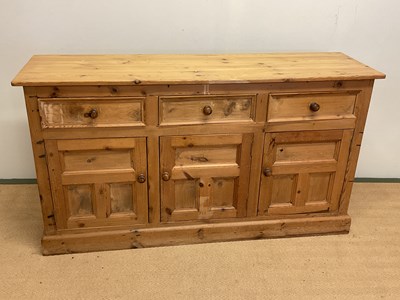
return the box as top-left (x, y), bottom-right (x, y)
top-left (11, 52), bottom-right (385, 87)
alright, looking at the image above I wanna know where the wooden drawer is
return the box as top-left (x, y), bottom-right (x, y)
top-left (38, 97), bottom-right (145, 129)
top-left (159, 95), bottom-right (255, 126)
top-left (267, 92), bottom-right (357, 124)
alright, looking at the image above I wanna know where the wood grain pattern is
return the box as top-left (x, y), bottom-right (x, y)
top-left (160, 134), bottom-right (251, 222)
top-left (12, 53), bottom-right (385, 86)
top-left (38, 97), bottom-right (145, 128)
top-left (275, 142), bottom-right (337, 163)
top-left (41, 215), bottom-right (351, 255)
top-left (159, 95), bottom-right (255, 126)
top-left (338, 81), bottom-right (375, 214)
top-left (265, 118), bottom-right (356, 132)
top-left (66, 184), bottom-right (93, 216)
top-left (110, 183), bottom-right (134, 213)
top-left (307, 173), bottom-right (331, 202)
top-left (46, 137), bottom-right (147, 229)
top-left (23, 89), bottom-right (57, 234)
top-left (259, 130), bottom-right (352, 216)
top-left (28, 80), bottom-right (372, 98)
top-left (246, 132), bottom-right (264, 217)
top-left (12, 53), bottom-right (384, 255)
top-left (63, 149), bottom-right (132, 171)
top-left (267, 92), bottom-right (357, 123)
top-left (147, 135), bottom-right (160, 224)
top-left (45, 139), bottom-right (69, 229)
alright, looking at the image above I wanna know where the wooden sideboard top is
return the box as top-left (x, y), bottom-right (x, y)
top-left (12, 52), bottom-right (385, 86)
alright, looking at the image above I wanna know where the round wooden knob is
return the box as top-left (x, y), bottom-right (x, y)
top-left (162, 171), bottom-right (170, 181)
top-left (263, 168), bottom-right (272, 177)
top-left (202, 105), bottom-right (213, 115)
top-left (137, 174), bottom-right (146, 183)
top-left (84, 109), bottom-right (98, 119)
top-left (309, 102), bottom-right (320, 112)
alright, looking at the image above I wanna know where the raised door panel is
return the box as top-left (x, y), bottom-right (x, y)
top-left (46, 138), bottom-right (147, 229)
top-left (160, 134), bottom-right (252, 222)
top-left (258, 130), bottom-right (352, 215)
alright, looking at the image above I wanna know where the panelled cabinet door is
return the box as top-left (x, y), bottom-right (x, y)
top-left (45, 138), bottom-right (147, 229)
top-left (259, 130), bottom-right (352, 215)
top-left (160, 134), bottom-right (252, 222)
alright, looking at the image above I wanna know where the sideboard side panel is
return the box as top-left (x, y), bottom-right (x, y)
top-left (23, 87), bottom-right (57, 234)
top-left (339, 80), bottom-right (375, 214)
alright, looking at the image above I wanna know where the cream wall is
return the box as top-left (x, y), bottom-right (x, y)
top-left (0, 0), bottom-right (398, 178)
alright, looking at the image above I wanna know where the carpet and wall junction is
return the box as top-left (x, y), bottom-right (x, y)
top-left (0, 183), bottom-right (399, 299)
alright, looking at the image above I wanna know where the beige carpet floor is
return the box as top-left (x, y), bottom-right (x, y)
top-left (0, 183), bottom-right (399, 299)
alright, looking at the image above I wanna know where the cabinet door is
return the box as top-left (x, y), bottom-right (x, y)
top-left (160, 134), bottom-right (252, 222)
top-left (46, 138), bottom-right (147, 229)
top-left (259, 130), bottom-right (352, 215)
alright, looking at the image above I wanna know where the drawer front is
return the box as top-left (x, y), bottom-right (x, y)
top-left (38, 97), bottom-right (145, 129)
top-left (267, 92), bottom-right (357, 123)
top-left (159, 95), bottom-right (255, 126)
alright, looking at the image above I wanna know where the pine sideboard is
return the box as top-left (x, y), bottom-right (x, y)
top-left (12, 53), bottom-right (385, 255)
